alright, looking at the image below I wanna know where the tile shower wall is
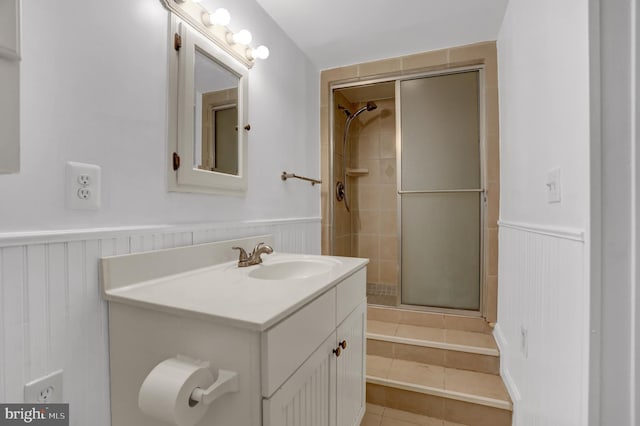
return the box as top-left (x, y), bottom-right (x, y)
top-left (350, 99), bottom-right (398, 302)
top-left (0, 219), bottom-right (319, 426)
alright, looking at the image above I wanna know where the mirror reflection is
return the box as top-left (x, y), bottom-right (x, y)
top-left (194, 48), bottom-right (240, 176)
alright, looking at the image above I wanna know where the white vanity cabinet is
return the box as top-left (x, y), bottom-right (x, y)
top-left (262, 275), bottom-right (366, 426)
top-left (101, 236), bottom-right (367, 426)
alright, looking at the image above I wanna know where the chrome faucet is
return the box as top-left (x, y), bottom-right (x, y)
top-left (232, 242), bottom-right (273, 267)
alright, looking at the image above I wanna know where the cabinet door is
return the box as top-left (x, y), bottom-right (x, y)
top-left (263, 332), bottom-right (337, 426)
top-left (336, 301), bottom-right (366, 426)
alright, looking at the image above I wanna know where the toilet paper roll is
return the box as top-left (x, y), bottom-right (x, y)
top-left (138, 355), bottom-right (215, 426)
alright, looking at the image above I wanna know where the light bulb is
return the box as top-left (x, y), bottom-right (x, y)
top-left (228, 29), bottom-right (252, 45)
top-left (247, 45), bottom-right (270, 60)
top-left (210, 8), bottom-right (231, 26)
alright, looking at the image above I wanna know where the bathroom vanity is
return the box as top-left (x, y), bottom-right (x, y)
top-left (100, 235), bottom-right (367, 426)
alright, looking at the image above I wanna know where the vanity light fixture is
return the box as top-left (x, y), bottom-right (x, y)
top-left (226, 29), bottom-right (252, 46)
top-left (246, 45), bottom-right (270, 60)
top-left (202, 8), bottom-right (231, 27)
top-left (160, 0), bottom-right (269, 67)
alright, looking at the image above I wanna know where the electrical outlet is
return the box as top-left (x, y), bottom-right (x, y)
top-left (24, 370), bottom-right (63, 403)
top-left (66, 161), bottom-right (101, 210)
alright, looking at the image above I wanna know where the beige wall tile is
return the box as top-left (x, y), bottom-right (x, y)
top-left (379, 260), bottom-right (398, 285)
top-left (486, 131), bottom-right (500, 184)
top-left (486, 275), bottom-right (498, 323)
top-left (399, 310), bottom-right (445, 328)
top-left (387, 359), bottom-right (445, 389)
top-left (379, 235), bottom-right (398, 261)
top-left (379, 185), bottom-right (398, 211)
top-left (382, 408), bottom-right (442, 426)
top-left (444, 329), bottom-right (497, 350)
top-left (366, 404), bottom-right (385, 416)
top-left (444, 368), bottom-right (510, 401)
top-left (358, 57), bottom-right (402, 77)
top-left (367, 260), bottom-right (380, 283)
top-left (443, 315), bottom-right (492, 333)
top-left (444, 399), bottom-right (511, 426)
top-left (448, 41), bottom-right (496, 67)
top-left (396, 324), bottom-right (445, 343)
top-left (366, 384), bottom-right (445, 419)
top-left (358, 184), bottom-right (382, 211)
top-left (444, 350), bottom-right (500, 375)
top-left (355, 211), bottom-right (381, 234)
top-left (486, 182), bottom-right (500, 228)
top-left (379, 159), bottom-right (396, 184)
top-left (379, 131), bottom-right (396, 159)
top-left (368, 320), bottom-right (399, 336)
top-left (368, 306), bottom-right (402, 323)
top-left (359, 159), bottom-right (381, 184)
top-left (321, 224), bottom-right (331, 255)
top-left (380, 211), bottom-right (398, 235)
top-left (358, 133), bottom-right (381, 160)
top-left (361, 412), bottom-right (382, 426)
top-left (487, 228), bottom-right (498, 275)
top-left (367, 354), bottom-right (393, 378)
top-left (321, 65), bottom-right (359, 85)
top-left (356, 234), bottom-right (379, 260)
top-left (393, 343), bottom-right (445, 366)
top-left (368, 339), bottom-right (394, 358)
top-left (402, 49), bottom-right (449, 72)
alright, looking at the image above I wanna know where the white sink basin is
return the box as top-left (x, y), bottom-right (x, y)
top-left (249, 259), bottom-right (339, 280)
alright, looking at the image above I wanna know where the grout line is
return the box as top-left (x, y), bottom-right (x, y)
top-left (367, 333), bottom-right (499, 356)
top-left (366, 375), bottom-right (512, 411)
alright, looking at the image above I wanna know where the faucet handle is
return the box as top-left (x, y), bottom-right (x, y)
top-left (232, 246), bottom-right (249, 262)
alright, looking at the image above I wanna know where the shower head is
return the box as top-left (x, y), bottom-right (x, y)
top-left (349, 101), bottom-right (378, 121)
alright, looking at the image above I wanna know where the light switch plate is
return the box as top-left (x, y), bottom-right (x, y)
top-left (546, 168), bottom-right (561, 203)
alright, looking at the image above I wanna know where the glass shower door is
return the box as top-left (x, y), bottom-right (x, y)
top-left (399, 71), bottom-right (482, 310)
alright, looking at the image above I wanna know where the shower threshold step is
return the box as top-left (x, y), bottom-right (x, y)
top-left (366, 355), bottom-right (512, 421)
top-left (367, 306), bottom-right (498, 355)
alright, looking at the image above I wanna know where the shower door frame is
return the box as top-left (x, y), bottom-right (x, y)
top-left (395, 66), bottom-right (487, 316)
top-left (330, 65), bottom-right (487, 317)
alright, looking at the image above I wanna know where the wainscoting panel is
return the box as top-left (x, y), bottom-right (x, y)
top-left (0, 218), bottom-right (320, 426)
top-left (495, 221), bottom-right (588, 426)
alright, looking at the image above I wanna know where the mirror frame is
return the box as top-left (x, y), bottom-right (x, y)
top-left (167, 15), bottom-right (249, 195)
top-left (0, 0), bottom-right (21, 174)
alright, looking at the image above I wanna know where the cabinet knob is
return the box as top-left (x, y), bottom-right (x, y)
top-left (332, 347), bottom-right (341, 357)
top-left (339, 340), bottom-right (347, 350)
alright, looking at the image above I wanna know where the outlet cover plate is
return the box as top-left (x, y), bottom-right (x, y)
top-left (66, 161), bottom-right (101, 210)
top-left (24, 370), bottom-right (64, 403)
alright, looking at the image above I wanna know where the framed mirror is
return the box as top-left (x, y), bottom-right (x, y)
top-left (168, 16), bottom-right (249, 194)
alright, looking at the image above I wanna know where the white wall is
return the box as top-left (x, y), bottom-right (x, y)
top-left (496, 0), bottom-right (591, 424)
top-left (0, 0), bottom-right (321, 423)
top-left (0, 0), bottom-right (320, 232)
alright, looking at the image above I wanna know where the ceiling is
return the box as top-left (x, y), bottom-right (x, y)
top-left (254, 0), bottom-right (509, 70)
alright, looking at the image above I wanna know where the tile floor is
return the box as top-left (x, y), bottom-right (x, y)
top-left (367, 320), bottom-right (498, 351)
top-left (361, 403), bottom-right (467, 426)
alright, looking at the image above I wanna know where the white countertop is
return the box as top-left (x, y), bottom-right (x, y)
top-left (103, 252), bottom-right (368, 331)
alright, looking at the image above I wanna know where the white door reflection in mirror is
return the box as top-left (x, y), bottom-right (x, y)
top-left (194, 48), bottom-right (239, 175)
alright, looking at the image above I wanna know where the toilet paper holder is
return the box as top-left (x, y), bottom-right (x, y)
top-left (189, 368), bottom-right (239, 406)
